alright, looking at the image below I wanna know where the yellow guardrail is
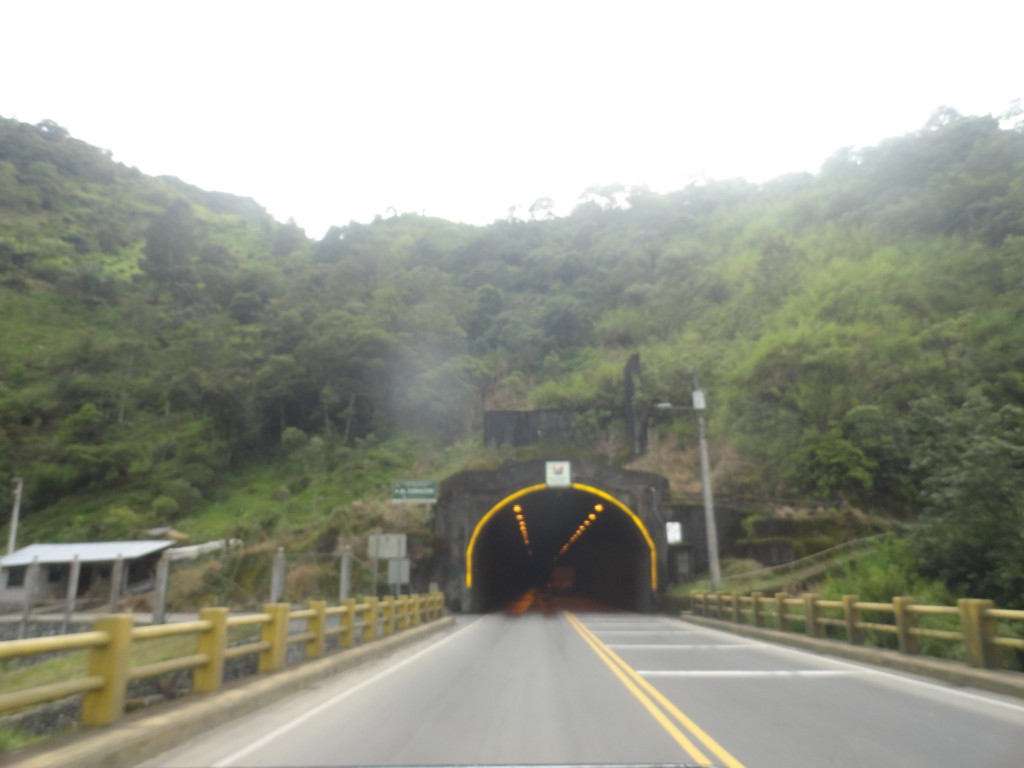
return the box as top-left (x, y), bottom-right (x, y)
top-left (0, 591), bottom-right (445, 727)
top-left (690, 591), bottom-right (1024, 670)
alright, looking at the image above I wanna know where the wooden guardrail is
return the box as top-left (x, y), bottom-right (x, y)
top-left (0, 591), bottom-right (444, 727)
top-left (691, 591), bottom-right (1024, 670)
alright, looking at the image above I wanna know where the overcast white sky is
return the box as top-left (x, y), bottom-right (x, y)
top-left (3, 1), bottom-right (1021, 238)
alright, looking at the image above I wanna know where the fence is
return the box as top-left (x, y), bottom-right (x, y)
top-left (711, 535), bottom-right (885, 588)
top-left (690, 591), bottom-right (1024, 670)
top-left (0, 591), bottom-right (444, 727)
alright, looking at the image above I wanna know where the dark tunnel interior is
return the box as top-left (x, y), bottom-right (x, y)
top-left (470, 487), bottom-right (652, 613)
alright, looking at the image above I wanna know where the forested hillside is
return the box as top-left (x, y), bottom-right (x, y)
top-left (1, 110), bottom-right (1021, 605)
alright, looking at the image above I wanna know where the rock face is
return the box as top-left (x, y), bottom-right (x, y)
top-left (482, 410), bottom-right (575, 448)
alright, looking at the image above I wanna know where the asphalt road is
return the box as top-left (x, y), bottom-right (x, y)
top-left (141, 607), bottom-right (1024, 767)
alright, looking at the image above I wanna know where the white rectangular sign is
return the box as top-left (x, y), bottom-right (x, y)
top-left (666, 521), bottom-right (684, 545)
top-left (368, 533), bottom-right (407, 559)
top-left (387, 558), bottom-right (410, 585)
top-left (545, 461), bottom-right (572, 488)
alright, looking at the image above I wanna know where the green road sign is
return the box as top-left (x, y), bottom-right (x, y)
top-left (391, 480), bottom-right (437, 504)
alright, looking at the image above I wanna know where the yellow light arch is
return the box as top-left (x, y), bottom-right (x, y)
top-left (465, 482), bottom-right (657, 589)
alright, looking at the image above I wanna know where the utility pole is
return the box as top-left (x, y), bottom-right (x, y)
top-left (655, 377), bottom-right (722, 591)
top-left (692, 385), bottom-right (722, 591)
top-left (8, 477), bottom-right (23, 555)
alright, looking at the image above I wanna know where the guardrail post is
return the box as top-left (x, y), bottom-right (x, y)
top-left (411, 594), bottom-right (422, 627)
top-left (432, 591), bottom-right (444, 619)
top-left (731, 592), bottom-right (741, 623)
top-left (394, 595), bottom-right (407, 631)
top-left (194, 607), bottom-right (228, 693)
top-left (307, 600), bottom-right (327, 659)
top-left (258, 603), bottom-right (290, 673)
top-left (804, 594), bottom-right (821, 638)
top-left (775, 592), bottom-right (787, 631)
top-left (960, 598), bottom-right (997, 668)
top-left (382, 596), bottom-right (396, 636)
top-left (843, 595), bottom-right (861, 644)
top-left (82, 614), bottom-right (133, 726)
top-left (363, 597), bottom-right (379, 642)
top-left (341, 598), bottom-right (356, 649)
top-left (751, 592), bottom-right (764, 627)
top-left (893, 596), bottom-right (918, 654)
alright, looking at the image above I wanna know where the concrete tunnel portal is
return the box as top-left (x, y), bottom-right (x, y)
top-left (432, 461), bottom-right (670, 614)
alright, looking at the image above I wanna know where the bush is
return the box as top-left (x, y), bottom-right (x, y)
top-left (151, 495), bottom-right (180, 520)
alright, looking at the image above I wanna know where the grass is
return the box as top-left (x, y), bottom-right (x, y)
top-left (181, 436), bottom-right (429, 545)
top-left (0, 631), bottom-right (205, 698)
top-left (0, 622), bottom-right (262, 753)
top-left (0, 724), bottom-right (44, 752)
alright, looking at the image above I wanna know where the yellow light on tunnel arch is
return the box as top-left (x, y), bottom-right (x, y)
top-left (464, 482), bottom-right (657, 590)
top-left (465, 484), bottom-right (548, 588)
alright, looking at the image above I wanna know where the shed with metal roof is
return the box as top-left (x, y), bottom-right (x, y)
top-left (1, 541), bottom-right (174, 607)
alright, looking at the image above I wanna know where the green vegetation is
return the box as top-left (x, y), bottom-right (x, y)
top-left (1, 107), bottom-right (1022, 608)
top-left (0, 723), bottom-right (42, 752)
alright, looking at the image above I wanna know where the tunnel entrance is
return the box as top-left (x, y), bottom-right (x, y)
top-left (466, 485), bottom-right (656, 613)
top-left (431, 460), bottom-right (669, 614)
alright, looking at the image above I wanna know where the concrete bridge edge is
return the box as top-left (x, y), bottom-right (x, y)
top-left (4, 618), bottom-right (457, 768)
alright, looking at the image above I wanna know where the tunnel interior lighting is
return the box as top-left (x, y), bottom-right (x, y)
top-left (512, 504), bottom-right (532, 553)
top-left (555, 507), bottom-right (605, 561)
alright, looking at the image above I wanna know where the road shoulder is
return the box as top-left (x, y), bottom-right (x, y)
top-left (680, 613), bottom-right (1024, 700)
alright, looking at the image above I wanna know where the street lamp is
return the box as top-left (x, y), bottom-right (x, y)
top-left (655, 386), bottom-right (722, 591)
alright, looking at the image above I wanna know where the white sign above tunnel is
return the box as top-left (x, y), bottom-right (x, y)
top-left (545, 461), bottom-right (572, 487)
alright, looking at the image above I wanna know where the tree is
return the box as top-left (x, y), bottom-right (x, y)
top-left (541, 297), bottom-right (593, 349)
top-left (253, 355), bottom-right (309, 436)
top-left (141, 200), bottom-right (197, 300)
top-left (528, 197), bottom-right (555, 220)
top-left (841, 405), bottom-right (915, 513)
top-left (909, 396), bottom-right (1024, 606)
top-left (791, 426), bottom-right (876, 503)
top-left (271, 218), bottom-right (306, 257)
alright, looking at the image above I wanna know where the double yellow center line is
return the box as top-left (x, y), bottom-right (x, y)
top-left (564, 612), bottom-right (746, 768)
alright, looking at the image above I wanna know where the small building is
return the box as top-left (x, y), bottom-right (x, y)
top-left (0, 541), bottom-right (174, 607)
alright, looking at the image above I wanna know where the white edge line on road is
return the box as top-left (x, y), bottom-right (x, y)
top-left (638, 670), bottom-right (865, 678)
top-left (212, 616), bottom-right (485, 767)
top-left (594, 630), bottom-right (697, 634)
top-left (674, 617), bottom-right (1024, 714)
top-left (606, 644), bottom-right (759, 650)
